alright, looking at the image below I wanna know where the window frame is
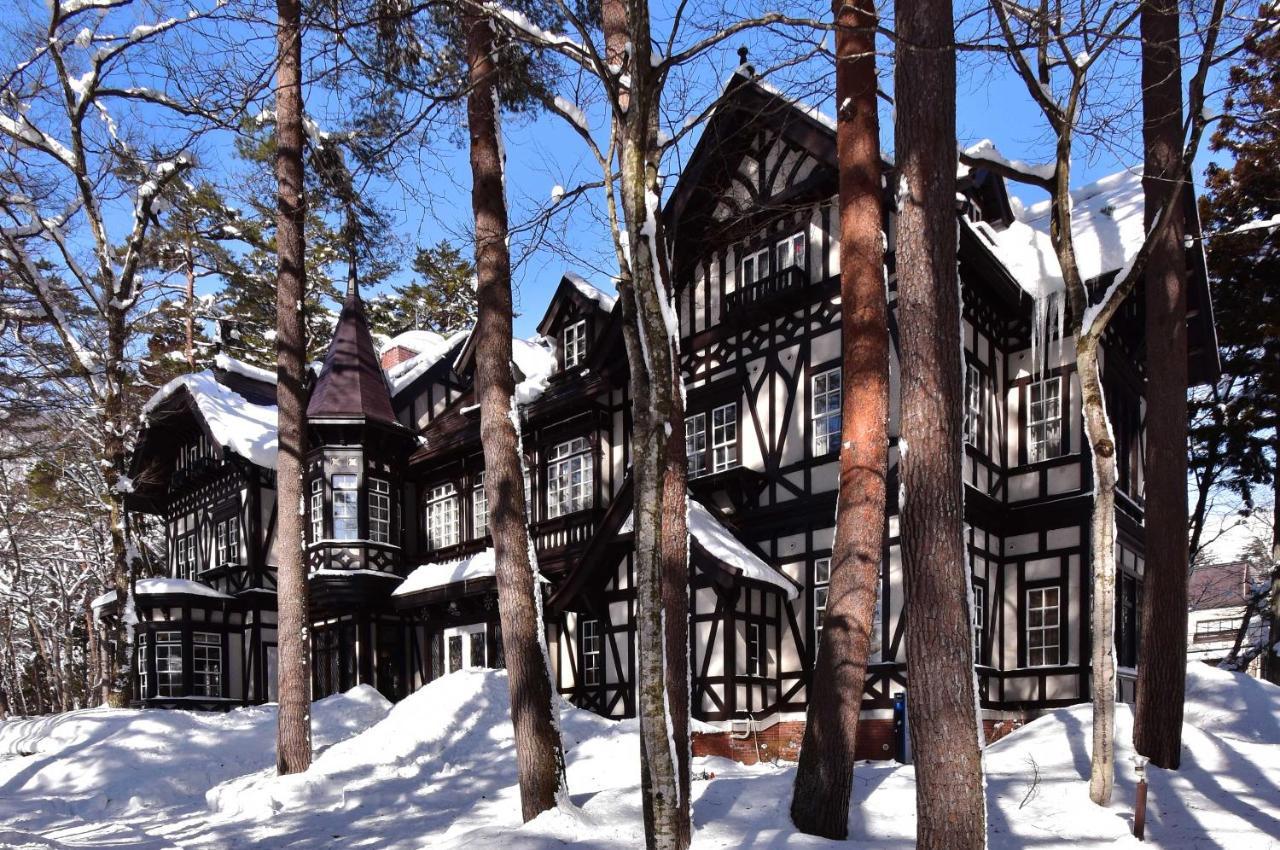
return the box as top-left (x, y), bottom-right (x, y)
top-left (813, 556), bottom-right (831, 649)
top-left (972, 582), bottom-right (986, 664)
top-left (1025, 586), bottom-right (1061, 668)
top-left (964, 361), bottom-right (989, 452)
top-left (213, 515), bottom-right (239, 568)
top-left (546, 436), bottom-right (594, 519)
top-left (192, 632), bottom-right (222, 697)
top-left (739, 246), bottom-right (771, 288)
top-left (775, 231), bottom-right (806, 273)
top-left (1026, 375), bottom-right (1064, 463)
top-left (746, 621), bottom-right (766, 677)
top-left (472, 472), bottom-right (489, 539)
top-left (154, 630), bottom-right (183, 697)
top-left (811, 366), bottom-right (842, 457)
top-left (309, 477), bottom-right (324, 543)
top-left (711, 403), bottom-right (738, 473)
top-left (137, 632), bottom-right (150, 698)
top-left (368, 478), bottom-right (392, 544)
top-left (581, 617), bottom-right (602, 686)
top-left (685, 412), bottom-right (708, 478)
top-left (331, 473), bottom-right (360, 541)
top-left (424, 482), bottom-right (460, 551)
top-left (563, 318), bottom-right (588, 369)
top-left (175, 531), bottom-right (196, 579)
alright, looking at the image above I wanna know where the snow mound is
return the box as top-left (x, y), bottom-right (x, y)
top-left (143, 369), bottom-right (278, 468)
top-left (394, 548), bottom-right (496, 597)
top-left (513, 336), bottom-right (557, 405)
top-left (1182, 661), bottom-right (1280, 744)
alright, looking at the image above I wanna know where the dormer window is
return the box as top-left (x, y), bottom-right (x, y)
top-left (564, 319), bottom-right (587, 368)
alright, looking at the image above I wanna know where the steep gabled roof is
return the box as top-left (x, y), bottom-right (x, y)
top-left (307, 288), bottom-right (398, 425)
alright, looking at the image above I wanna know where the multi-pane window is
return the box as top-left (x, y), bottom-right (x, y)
top-left (581, 618), bottom-right (602, 686)
top-left (425, 483), bottom-right (459, 550)
top-left (214, 517), bottom-right (238, 567)
top-left (154, 630), bottom-right (182, 697)
top-left (564, 319), bottom-right (587, 368)
top-left (1027, 376), bottom-right (1063, 462)
top-left (332, 474), bottom-right (360, 540)
top-left (965, 362), bottom-right (988, 450)
top-left (740, 246), bottom-right (770, 287)
top-left (685, 413), bottom-right (707, 478)
top-left (813, 557), bottom-right (831, 647)
top-left (469, 632), bottom-right (485, 668)
top-left (972, 583), bottom-right (986, 663)
top-left (812, 367), bottom-right (842, 456)
top-left (310, 478), bottom-right (324, 542)
top-left (547, 437), bottom-right (593, 519)
top-left (137, 633), bottom-right (149, 697)
top-left (523, 470), bottom-right (533, 521)
top-left (775, 232), bottom-right (806, 272)
top-left (175, 532), bottom-right (196, 579)
top-left (711, 403), bottom-right (738, 472)
top-left (368, 478), bottom-right (391, 544)
top-left (1026, 587), bottom-right (1060, 667)
top-left (1194, 618), bottom-right (1242, 641)
top-left (472, 473), bottom-right (489, 539)
top-left (192, 632), bottom-right (221, 697)
top-left (448, 635), bottom-right (463, 673)
top-left (746, 622), bottom-right (765, 677)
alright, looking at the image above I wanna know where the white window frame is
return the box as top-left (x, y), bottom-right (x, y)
top-left (740, 246), bottom-right (771, 288)
top-left (1026, 586), bottom-right (1061, 667)
top-left (368, 478), bottom-right (391, 544)
top-left (973, 583), bottom-right (985, 663)
top-left (310, 478), bottom-right (324, 543)
top-left (746, 621), bottom-right (765, 677)
top-left (775, 232), bottom-right (806, 273)
top-left (425, 482), bottom-right (459, 550)
top-left (192, 632), bottom-right (221, 697)
top-left (546, 437), bottom-right (593, 519)
top-left (711, 403), bottom-right (738, 473)
top-left (332, 474), bottom-right (360, 540)
top-left (564, 319), bottom-right (587, 369)
top-left (214, 516), bottom-right (238, 567)
top-left (812, 367), bottom-right (842, 456)
top-left (581, 617), bottom-right (602, 686)
top-left (964, 362), bottom-right (987, 450)
top-left (472, 473), bottom-right (488, 539)
top-left (685, 412), bottom-right (707, 478)
top-left (1027, 376), bottom-right (1063, 463)
top-left (175, 531), bottom-right (196, 579)
top-left (137, 632), bottom-right (149, 698)
top-left (813, 557), bottom-right (831, 645)
top-left (154, 630), bottom-right (182, 697)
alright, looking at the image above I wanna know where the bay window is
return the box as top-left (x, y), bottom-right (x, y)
top-left (310, 478), bottom-right (324, 542)
top-left (192, 632), bottom-right (222, 697)
top-left (368, 478), bottom-right (391, 544)
top-left (332, 474), bottom-right (359, 540)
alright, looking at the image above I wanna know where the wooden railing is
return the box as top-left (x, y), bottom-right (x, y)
top-left (723, 266), bottom-right (807, 313)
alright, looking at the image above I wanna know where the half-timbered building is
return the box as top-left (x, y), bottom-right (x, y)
top-left (115, 69), bottom-right (1218, 759)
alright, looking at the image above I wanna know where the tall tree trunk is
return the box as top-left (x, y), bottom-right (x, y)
top-left (185, 235), bottom-right (197, 369)
top-left (465, 11), bottom-right (568, 822)
top-left (894, 1), bottom-right (987, 846)
top-left (600, 2), bottom-right (690, 847)
top-left (1266, 439), bottom-right (1280, 685)
top-left (273, 0), bottom-right (312, 776)
top-left (790, 0), bottom-right (888, 839)
top-left (1134, 0), bottom-right (1189, 770)
top-left (101, 300), bottom-right (134, 708)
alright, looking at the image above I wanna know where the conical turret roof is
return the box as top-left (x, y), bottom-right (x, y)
top-left (307, 279), bottom-right (397, 427)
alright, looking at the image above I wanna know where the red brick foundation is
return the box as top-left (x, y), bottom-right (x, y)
top-left (692, 716), bottom-right (1028, 765)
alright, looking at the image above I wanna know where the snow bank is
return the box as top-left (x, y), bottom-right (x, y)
top-left (144, 370), bottom-right (278, 468)
top-left (393, 548), bottom-right (496, 597)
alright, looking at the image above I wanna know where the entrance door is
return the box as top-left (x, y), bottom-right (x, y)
top-left (441, 623), bottom-right (488, 674)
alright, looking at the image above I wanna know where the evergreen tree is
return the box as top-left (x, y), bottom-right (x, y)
top-left (365, 240), bottom-right (477, 335)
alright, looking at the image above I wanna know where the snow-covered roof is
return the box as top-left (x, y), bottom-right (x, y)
top-left (144, 367), bottom-right (278, 468)
top-left (387, 329), bottom-right (470, 396)
top-left (513, 336), bottom-right (557, 405)
top-left (969, 167), bottom-right (1147, 298)
top-left (621, 499), bottom-right (799, 599)
top-left (90, 578), bottom-right (233, 609)
top-left (393, 548), bottom-right (496, 597)
top-left (214, 353), bottom-right (276, 384)
top-left (563, 272), bottom-right (618, 312)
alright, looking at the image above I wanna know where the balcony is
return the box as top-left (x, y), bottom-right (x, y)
top-left (723, 266), bottom-right (808, 316)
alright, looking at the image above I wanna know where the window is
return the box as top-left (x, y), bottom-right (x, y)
top-left (1027, 377), bottom-right (1063, 462)
top-left (214, 516), bottom-right (239, 567)
top-left (425, 483), bottom-right (459, 550)
top-left (740, 246), bottom-right (770, 288)
top-left (813, 557), bottom-right (831, 647)
top-left (368, 478), bottom-right (391, 544)
top-left (137, 633), bottom-right (149, 698)
top-left (473, 473), bottom-right (488, 539)
top-left (1194, 617), bottom-right (1241, 641)
top-left (746, 622), bottom-right (765, 677)
top-left (775, 232), bottom-right (806, 272)
top-left (523, 470), bottom-right (533, 521)
top-left (685, 413), bottom-right (707, 478)
top-left (581, 618), bottom-right (602, 686)
top-left (812, 367), bottom-right (842, 456)
top-left (332, 474), bottom-right (360, 540)
top-left (547, 437), bottom-right (593, 518)
top-left (469, 632), bottom-right (486, 668)
top-left (192, 632), bottom-right (221, 697)
top-left (973, 583), bottom-right (985, 663)
top-left (154, 630), bottom-right (182, 697)
top-left (1026, 587), bottom-right (1060, 667)
top-left (175, 532), bottom-right (196, 579)
top-left (711, 403), bottom-right (738, 472)
top-left (448, 635), bottom-right (463, 673)
top-left (965, 362), bottom-right (988, 451)
top-left (564, 319), bottom-right (587, 368)
top-left (310, 478), bottom-right (324, 542)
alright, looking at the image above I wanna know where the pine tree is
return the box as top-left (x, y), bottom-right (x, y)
top-left (365, 240), bottom-right (477, 335)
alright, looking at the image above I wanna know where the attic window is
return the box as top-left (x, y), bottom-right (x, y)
top-left (564, 319), bottom-right (587, 369)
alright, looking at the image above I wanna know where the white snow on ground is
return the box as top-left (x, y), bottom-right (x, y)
top-left (0, 663), bottom-right (1275, 848)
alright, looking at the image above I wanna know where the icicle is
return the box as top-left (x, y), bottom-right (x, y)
top-left (1053, 289), bottom-right (1066, 367)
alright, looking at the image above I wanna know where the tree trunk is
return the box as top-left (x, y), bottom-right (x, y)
top-left (1266, 440), bottom-right (1280, 685)
top-left (465, 10), bottom-right (568, 822)
top-left (273, 0), bottom-right (312, 776)
top-left (1077, 344), bottom-right (1118, 804)
top-left (600, 2), bottom-right (690, 847)
top-left (790, 0), bottom-right (888, 839)
top-left (894, 1), bottom-right (987, 846)
top-left (101, 300), bottom-right (134, 708)
top-left (1134, 0), bottom-right (1189, 770)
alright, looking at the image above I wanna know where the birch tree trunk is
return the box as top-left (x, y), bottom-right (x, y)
top-left (790, 0), bottom-right (888, 839)
top-left (894, 0), bottom-right (986, 844)
top-left (1134, 0), bottom-right (1189, 770)
top-left (273, 0), bottom-right (313, 776)
top-left (465, 10), bottom-right (568, 821)
top-left (600, 2), bottom-right (691, 846)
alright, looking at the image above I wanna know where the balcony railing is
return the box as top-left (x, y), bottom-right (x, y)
top-left (723, 266), bottom-right (808, 313)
